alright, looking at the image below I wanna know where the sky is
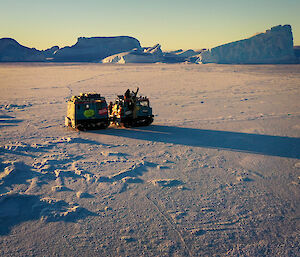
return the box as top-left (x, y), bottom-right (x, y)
top-left (1, 0), bottom-right (299, 51)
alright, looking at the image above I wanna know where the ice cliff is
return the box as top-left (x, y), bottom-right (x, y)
top-left (53, 36), bottom-right (141, 62)
top-left (199, 25), bottom-right (297, 64)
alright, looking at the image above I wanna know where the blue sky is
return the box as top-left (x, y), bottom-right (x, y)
top-left (1, 0), bottom-right (299, 50)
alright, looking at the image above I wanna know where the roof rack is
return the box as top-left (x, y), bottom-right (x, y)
top-left (69, 93), bottom-right (105, 102)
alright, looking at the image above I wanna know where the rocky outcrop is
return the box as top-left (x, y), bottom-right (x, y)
top-left (0, 38), bottom-right (45, 62)
top-left (199, 25), bottom-right (297, 64)
top-left (53, 36), bottom-right (141, 62)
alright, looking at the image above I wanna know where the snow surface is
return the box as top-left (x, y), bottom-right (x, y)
top-left (0, 63), bottom-right (300, 256)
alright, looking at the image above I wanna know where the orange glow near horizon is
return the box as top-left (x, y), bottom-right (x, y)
top-left (1, 0), bottom-right (300, 50)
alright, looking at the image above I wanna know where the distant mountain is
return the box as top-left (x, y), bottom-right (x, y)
top-left (52, 36), bottom-right (141, 62)
top-left (0, 38), bottom-right (45, 62)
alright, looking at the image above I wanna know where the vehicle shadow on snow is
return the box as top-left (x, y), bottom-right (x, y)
top-left (0, 114), bottom-right (23, 128)
top-left (94, 125), bottom-right (300, 159)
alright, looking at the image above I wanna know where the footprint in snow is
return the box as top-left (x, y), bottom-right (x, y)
top-left (151, 179), bottom-right (183, 188)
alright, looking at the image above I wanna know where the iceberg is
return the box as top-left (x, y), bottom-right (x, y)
top-left (0, 38), bottom-right (45, 62)
top-left (53, 36), bottom-right (141, 62)
top-left (199, 25), bottom-right (297, 64)
top-left (102, 48), bottom-right (161, 64)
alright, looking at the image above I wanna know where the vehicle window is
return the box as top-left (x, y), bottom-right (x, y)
top-left (96, 102), bottom-right (102, 109)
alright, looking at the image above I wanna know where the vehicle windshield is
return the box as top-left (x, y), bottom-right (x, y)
top-left (137, 100), bottom-right (149, 107)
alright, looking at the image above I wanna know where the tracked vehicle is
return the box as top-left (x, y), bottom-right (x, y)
top-left (110, 88), bottom-right (154, 127)
top-left (65, 93), bottom-right (109, 130)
